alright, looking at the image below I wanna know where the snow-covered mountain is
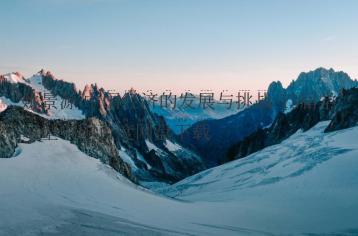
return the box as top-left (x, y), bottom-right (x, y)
top-left (2, 72), bottom-right (26, 84)
top-left (0, 71), bottom-right (85, 120)
top-left (1, 68), bottom-right (358, 235)
top-left (179, 67), bottom-right (358, 167)
top-left (0, 70), bottom-right (205, 185)
top-left (267, 67), bottom-right (358, 111)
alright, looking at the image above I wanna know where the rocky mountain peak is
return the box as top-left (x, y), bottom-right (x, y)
top-left (267, 80), bottom-right (286, 109)
top-left (82, 84), bottom-right (93, 100)
top-left (37, 69), bottom-right (55, 77)
top-left (290, 67), bottom-right (354, 94)
top-left (25, 70), bottom-right (205, 183)
top-left (267, 67), bottom-right (357, 111)
top-left (1, 72), bottom-right (26, 84)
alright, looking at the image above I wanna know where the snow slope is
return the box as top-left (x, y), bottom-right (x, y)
top-left (1, 122), bottom-right (358, 235)
top-left (162, 121), bottom-right (358, 234)
top-left (0, 138), bottom-right (269, 236)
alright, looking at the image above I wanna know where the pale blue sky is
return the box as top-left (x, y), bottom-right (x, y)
top-left (1, 0), bottom-right (358, 94)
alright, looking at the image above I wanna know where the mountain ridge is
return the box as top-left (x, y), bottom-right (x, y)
top-left (0, 70), bottom-right (205, 185)
top-left (179, 67), bottom-right (358, 167)
top-left (0, 105), bottom-right (134, 181)
top-left (226, 87), bottom-right (358, 162)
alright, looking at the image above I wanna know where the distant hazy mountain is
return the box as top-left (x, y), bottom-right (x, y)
top-left (150, 96), bottom-right (238, 134)
top-left (180, 68), bottom-right (358, 167)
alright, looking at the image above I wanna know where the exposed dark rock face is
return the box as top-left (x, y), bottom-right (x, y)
top-left (0, 75), bottom-right (46, 113)
top-left (0, 106), bottom-right (134, 182)
top-left (267, 81), bottom-right (286, 111)
top-left (268, 67), bottom-right (358, 111)
top-left (180, 67), bottom-right (358, 167)
top-left (179, 101), bottom-right (274, 167)
top-left (226, 88), bottom-right (358, 162)
top-left (40, 72), bottom-right (205, 183)
top-left (0, 121), bottom-right (17, 158)
top-left (325, 88), bottom-right (358, 132)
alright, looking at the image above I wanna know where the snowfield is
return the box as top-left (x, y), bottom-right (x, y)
top-left (0, 139), bottom-right (264, 236)
top-left (162, 121), bottom-right (358, 234)
top-left (0, 122), bottom-right (358, 235)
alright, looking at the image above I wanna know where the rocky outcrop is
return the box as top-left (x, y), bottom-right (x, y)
top-left (0, 106), bottom-right (134, 182)
top-left (267, 81), bottom-right (287, 111)
top-left (268, 67), bottom-right (358, 111)
top-left (0, 121), bottom-right (17, 158)
top-left (226, 88), bottom-right (358, 162)
top-left (40, 71), bottom-right (205, 183)
top-left (325, 88), bottom-right (358, 132)
top-left (0, 75), bottom-right (46, 113)
top-left (226, 98), bottom-right (332, 161)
